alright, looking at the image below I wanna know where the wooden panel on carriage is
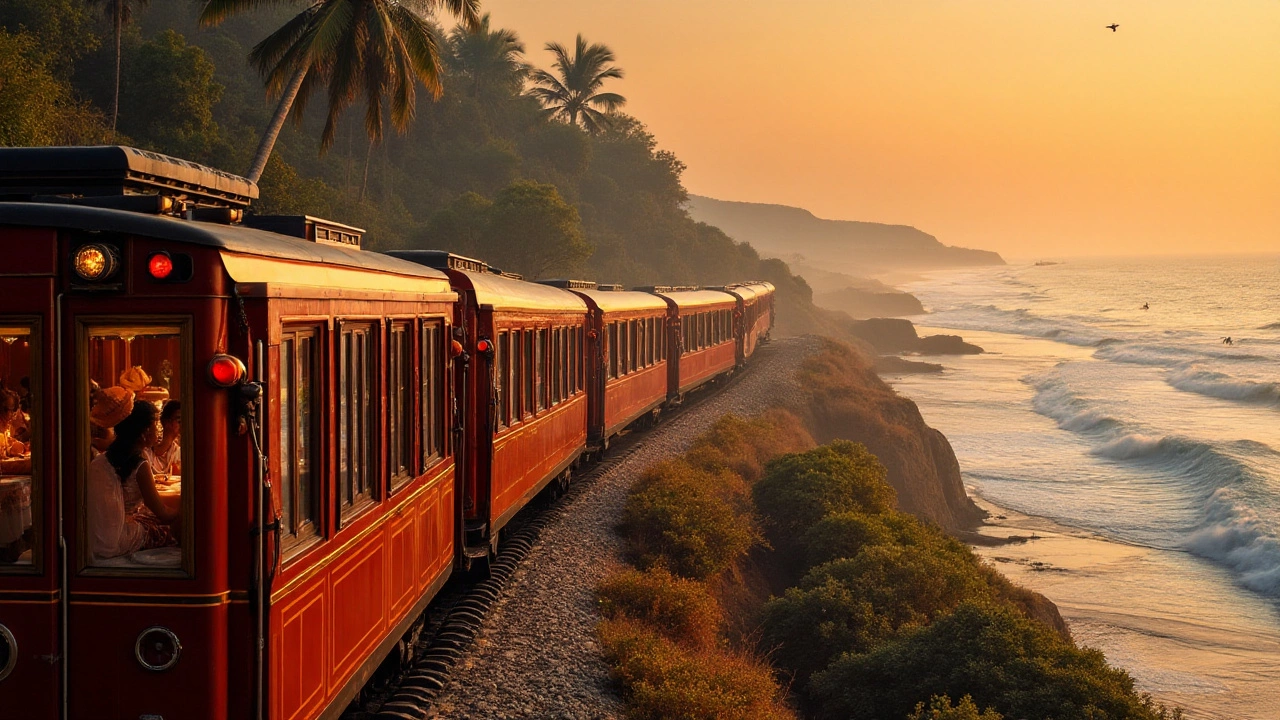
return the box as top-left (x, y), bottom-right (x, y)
top-left (649, 289), bottom-right (739, 396)
top-left (564, 285), bottom-right (670, 445)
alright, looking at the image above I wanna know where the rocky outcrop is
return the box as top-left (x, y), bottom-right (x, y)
top-left (814, 287), bottom-right (925, 319)
top-left (844, 317), bottom-right (983, 356)
top-left (787, 338), bottom-right (986, 531)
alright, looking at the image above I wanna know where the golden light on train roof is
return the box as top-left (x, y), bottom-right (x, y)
top-left (72, 243), bottom-right (119, 281)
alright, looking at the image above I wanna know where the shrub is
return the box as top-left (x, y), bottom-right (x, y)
top-left (908, 695), bottom-right (1003, 720)
top-left (597, 567), bottom-right (722, 649)
top-left (686, 410), bottom-right (815, 484)
top-left (753, 441), bottom-right (896, 551)
top-left (620, 459), bottom-right (758, 580)
top-left (599, 617), bottom-right (796, 720)
top-left (809, 601), bottom-right (1181, 720)
top-left (799, 511), bottom-right (897, 569)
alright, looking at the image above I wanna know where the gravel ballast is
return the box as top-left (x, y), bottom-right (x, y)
top-left (426, 336), bottom-right (816, 719)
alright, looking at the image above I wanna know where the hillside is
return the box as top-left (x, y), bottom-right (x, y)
top-left (688, 195), bottom-right (1004, 273)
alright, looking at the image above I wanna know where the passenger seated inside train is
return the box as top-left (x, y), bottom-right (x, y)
top-left (85, 328), bottom-right (184, 569)
top-left (87, 395), bottom-right (180, 565)
top-left (1, 327), bottom-right (34, 565)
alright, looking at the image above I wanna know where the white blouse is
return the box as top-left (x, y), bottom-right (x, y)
top-left (87, 453), bottom-right (144, 561)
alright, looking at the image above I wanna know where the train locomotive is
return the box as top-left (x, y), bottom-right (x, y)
top-left (0, 147), bottom-right (773, 720)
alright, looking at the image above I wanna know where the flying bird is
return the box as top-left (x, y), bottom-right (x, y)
top-left (1106, 24), bottom-right (1119, 32)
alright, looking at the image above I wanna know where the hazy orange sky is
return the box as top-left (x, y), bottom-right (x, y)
top-left (477, 1), bottom-right (1278, 259)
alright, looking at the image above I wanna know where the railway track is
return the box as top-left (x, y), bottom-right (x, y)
top-left (341, 369), bottom-right (748, 720)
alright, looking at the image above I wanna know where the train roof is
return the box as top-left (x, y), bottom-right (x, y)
top-left (648, 288), bottom-right (738, 309)
top-left (571, 288), bottom-right (668, 313)
top-left (387, 251), bottom-right (586, 313)
top-left (0, 202), bottom-right (450, 283)
top-left (718, 284), bottom-right (759, 302)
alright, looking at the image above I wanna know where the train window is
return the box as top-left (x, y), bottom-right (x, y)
top-left (339, 322), bottom-right (377, 519)
top-left (0, 321), bottom-right (37, 571)
top-left (280, 327), bottom-right (320, 550)
top-left (550, 328), bottom-right (561, 405)
top-left (568, 328), bottom-right (577, 396)
top-left (608, 322), bottom-right (618, 380)
top-left (389, 323), bottom-right (413, 489)
top-left (81, 322), bottom-right (189, 572)
top-left (561, 329), bottom-right (570, 397)
top-left (496, 332), bottom-right (508, 429)
top-left (421, 320), bottom-right (444, 466)
top-left (523, 330), bottom-right (535, 416)
top-left (629, 320), bottom-right (639, 371)
top-left (575, 327), bottom-right (584, 391)
top-left (535, 329), bottom-right (546, 411)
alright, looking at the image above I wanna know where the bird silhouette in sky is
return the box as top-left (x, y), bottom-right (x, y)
top-left (1106, 24), bottom-right (1120, 32)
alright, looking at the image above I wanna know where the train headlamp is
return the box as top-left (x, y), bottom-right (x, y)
top-left (208, 354), bottom-right (247, 387)
top-left (0, 623), bottom-right (16, 682)
top-left (135, 626), bottom-right (181, 672)
top-left (147, 252), bottom-right (174, 280)
top-left (72, 243), bottom-right (120, 281)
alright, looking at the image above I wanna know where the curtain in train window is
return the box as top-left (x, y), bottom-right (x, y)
top-left (279, 326), bottom-right (320, 549)
top-left (523, 330), bottom-right (535, 416)
top-left (81, 322), bottom-right (188, 571)
top-left (421, 321), bottom-right (444, 466)
top-left (340, 322), bottom-right (376, 517)
top-left (389, 322), bottom-right (413, 488)
top-left (0, 322), bottom-right (36, 569)
top-left (496, 332), bottom-right (508, 429)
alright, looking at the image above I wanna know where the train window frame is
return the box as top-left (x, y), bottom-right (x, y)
top-left (511, 329), bottom-right (523, 422)
top-left (607, 323), bottom-right (617, 380)
top-left (551, 328), bottom-right (561, 406)
top-left (421, 319), bottom-right (445, 470)
top-left (561, 328), bottom-right (570, 399)
top-left (76, 316), bottom-right (194, 578)
top-left (388, 320), bottom-right (415, 491)
top-left (338, 320), bottom-right (379, 524)
top-left (0, 318), bottom-right (40, 575)
top-left (535, 329), bottom-right (546, 411)
top-left (567, 328), bottom-right (577, 397)
top-left (496, 331), bottom-right (509, 430)
top-left (523, 330), bottom-right (535, 417)
top-left (278, 324), bottom-right (323, 556)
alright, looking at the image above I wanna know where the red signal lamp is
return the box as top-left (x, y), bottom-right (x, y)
top-left (208, 354), bottom-right (247, 387)
top-left (148, 252), bottom-right (174, 280)
top-left (476, 339), bottom-right (492, 354)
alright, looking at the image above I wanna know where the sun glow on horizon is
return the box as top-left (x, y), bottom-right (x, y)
top-left (478, 0), bottom-right (1279, 258)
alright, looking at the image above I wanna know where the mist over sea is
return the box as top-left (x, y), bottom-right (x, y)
top-left (889, 256), bottom-right (1280, 719)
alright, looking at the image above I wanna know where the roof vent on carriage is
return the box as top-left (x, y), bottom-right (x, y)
top-left (537, 279), bottom-right (599, 290)
top-left (385, 250), bottom-right (498, 274)
top-left (0, 145), bottom-right (258, 212)
top-left (243, 214), bottom-right (364, 250)
top-left (632, 285), bottom-right (673, 293)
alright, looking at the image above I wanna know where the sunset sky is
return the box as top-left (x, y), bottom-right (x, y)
top-left (478, 1), bottom-right (1279, 259)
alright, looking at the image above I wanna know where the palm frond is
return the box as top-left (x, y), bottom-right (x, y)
top-left (587, 91), bottom-right (626, 112)
top-left (199, 0), bottom-right (284, 27)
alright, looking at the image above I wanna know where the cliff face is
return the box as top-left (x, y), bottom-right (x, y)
top-left (788, 338), bottom-right (986, 531)
top-left (687, 195), bottom-right (1004, 273)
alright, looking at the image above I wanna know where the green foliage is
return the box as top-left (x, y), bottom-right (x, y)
top-left (619, 459), bottom-right (757, 580)
top-left (0, 29), bottom-right (110, 146)
top-left (599, 617), bottom-right (796, 720)
top-left (422, 191), bottom-right (492, 257)
top-left (528, 33), bottom-right (625, 134)
top-left (799, 511), bottom-right (898, 569)
top-left (0, 0), bottom-right (99, 75)
top-left (809, 602), bottom-right (1181, 720)
top-left (118, 30), bottom-right (222, 158)
top-left (908, 695), bottom-right (1003, 720)
top-left (753, 441), bottom-right (896, 552)
top-left (684, 410), bottom-right (816, 485)
top-left (481, 180), bottom-right (592, 278)
top-left (597, 567), bottom-right (722, 649)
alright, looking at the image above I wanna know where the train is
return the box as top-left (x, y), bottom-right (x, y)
top-left (0, 146), bottom-right (773, 720)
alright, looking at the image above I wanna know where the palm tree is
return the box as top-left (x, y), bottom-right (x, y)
top-left (199, 0), bottom-right (480, 184)
top-left (447, 12), bottom-right (525, 98)
top-left (90, 0), bottom-right (149, 132)
top-left (528, 34), bottom-right (625, 134)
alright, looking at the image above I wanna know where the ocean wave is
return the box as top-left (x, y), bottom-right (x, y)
top-left (1259, 321), bottom-right (1280, 330)
top-left (1166, 367), bottom-right (1280, 406)
top-left (1186, 491), bottom-right (1280, 597)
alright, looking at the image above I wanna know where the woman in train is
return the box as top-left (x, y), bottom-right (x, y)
top-left (87, 393), bottom-right (180, 562)
top-left (145, 400), bottom-right (181, 475)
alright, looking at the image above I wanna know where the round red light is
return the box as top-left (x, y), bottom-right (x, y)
top-left (477, 339), bottom-right (491, 353)
top-left (208, 354), bottom-right (246, 387)
top-left (148, 253), bottom-right (173, 280)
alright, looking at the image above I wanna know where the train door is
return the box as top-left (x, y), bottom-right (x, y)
top-left (0, 228), bottom-right (56, 720)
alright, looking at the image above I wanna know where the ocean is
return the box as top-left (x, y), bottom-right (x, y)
top-left (887, 256), bottom-right (1280, 719)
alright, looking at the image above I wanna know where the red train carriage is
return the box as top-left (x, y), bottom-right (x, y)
top-left (646, 288), bottom-right (739, 401)
top-left (0, 147), bottom-right (458, 720)
top-left (742, 281), bottom-right (776, 352)
top-left (388, 253), bottom-right (589, 563)
top-left (541, 281), bottom-right (669, 450)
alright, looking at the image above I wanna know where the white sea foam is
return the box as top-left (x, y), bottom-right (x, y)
top-left (1186, 492), bottom-right (1280, 597)
top-left (1166, 366), bottom-right (1280, 406)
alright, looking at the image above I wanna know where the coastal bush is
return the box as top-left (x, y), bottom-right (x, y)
top-left (753, 441), bottom-right (895, 553)
top-left (599, 617), bottom-right (796, 720)
top-left (908, 695), bottom-right (1003, 720)
top-left (809, 601), bottom-right (1181, 720)
top-left (685, 410), bottom-right (815, 484)
top-left (619, 459), bottom-right (758, 580)
top-left (597, 567), bottom-right (722, 649)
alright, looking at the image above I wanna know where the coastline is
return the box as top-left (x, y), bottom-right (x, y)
top-left (962, 489), bottom-right (1279, 720)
